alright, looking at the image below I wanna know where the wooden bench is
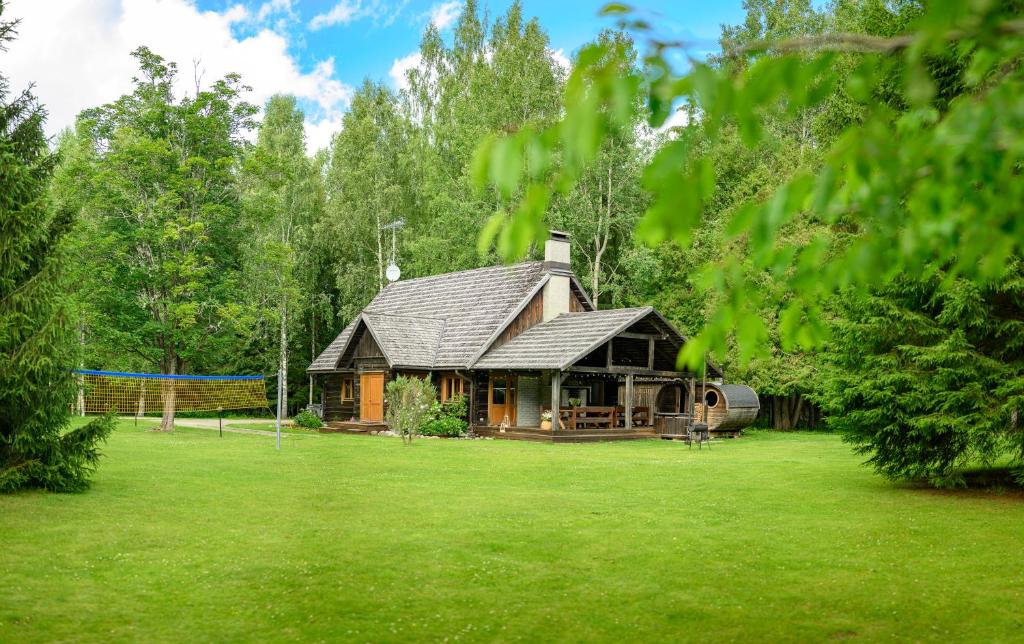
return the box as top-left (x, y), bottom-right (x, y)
top-left (540, 406), bottom-right (619, 430)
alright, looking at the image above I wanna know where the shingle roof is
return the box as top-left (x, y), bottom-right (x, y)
top-left (473, 307), bottom-right (654, 370)
top-left (363, 313), bottom-right (446, 368)
top-left (307, 318), bottom-right (358, 372)
top-left (720, 384), bottom-right (760, 409)
top-left (308, 261), bottom-right (548, 371)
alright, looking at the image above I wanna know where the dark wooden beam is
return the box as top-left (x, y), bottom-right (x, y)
top-left (618, 331), bottom-right (667, 341)
top-left (647, 337), bottom-right (655, 370)
top-left (606, 340), bottom-right (612, 368)
top-left (567, 365), bottom-right (691, 378)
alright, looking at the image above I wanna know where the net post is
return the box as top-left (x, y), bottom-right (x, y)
top-left (218, 406), bottom-right (223, 438)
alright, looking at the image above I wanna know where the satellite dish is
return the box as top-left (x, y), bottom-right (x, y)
top-left (386, 261), bottom-right (401, 282)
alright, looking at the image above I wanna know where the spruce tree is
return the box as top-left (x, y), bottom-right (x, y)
top-left (0, 4), bottom-right (112, 492)
top-left (818, 270), bottom-right (1024, 486)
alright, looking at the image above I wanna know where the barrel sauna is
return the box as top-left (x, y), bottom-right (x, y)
top-left (694, 383), bottom-right (760, 436)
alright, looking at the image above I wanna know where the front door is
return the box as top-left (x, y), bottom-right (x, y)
top-left (488, 374), bottom-right (517, 426)
top-left (360, 372), bottom-right (385, 422)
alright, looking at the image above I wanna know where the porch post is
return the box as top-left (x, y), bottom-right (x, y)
top-left (550, 370), bottom-right (561, 428)
top-left (625, 373), bottom-right (634, 430)
top-left (467, 373), bottom-right (476, 428)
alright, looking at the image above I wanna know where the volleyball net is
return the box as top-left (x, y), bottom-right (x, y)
top-left (73, 369), bottom-right (269, 415)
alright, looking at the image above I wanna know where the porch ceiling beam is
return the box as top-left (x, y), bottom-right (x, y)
top-left (617, 331), bottom-right (667, 341)
top-left (567, 366), bottom-right (691, 378)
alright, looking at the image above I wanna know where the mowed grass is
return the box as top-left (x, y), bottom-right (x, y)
top-left (2, 422), bottom-right (1023, 642)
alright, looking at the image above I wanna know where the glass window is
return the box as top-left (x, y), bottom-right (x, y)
top-left (492, 378), bottom-right (507, 404)
top-left (704, 390), bottom-right (719, 408)
top-left (341, 377), bottom-right (354, 401)
top-left (441, 375), bottom-right (464, 402)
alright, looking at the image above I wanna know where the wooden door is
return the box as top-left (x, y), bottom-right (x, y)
top-left (360, 372), bottom-right (385, 422)
top-left (488, 374), bottom-right (517, 426)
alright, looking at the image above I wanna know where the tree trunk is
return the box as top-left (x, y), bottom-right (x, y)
top-left (76, 324), bottom-right (86, 416)
top-left (159, 353), bottom-right (177, 431)
top-left (279, 300), bottom-right (288, 418)
top-left (309, 310), bottom-right (315, 406)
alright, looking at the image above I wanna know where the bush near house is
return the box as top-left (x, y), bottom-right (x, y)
top-left (292, 410), bottom-right (323, 429)
top-left (420, 395), bottom-right (469, 437)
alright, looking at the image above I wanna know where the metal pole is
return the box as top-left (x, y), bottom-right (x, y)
top-left (218, 407), bottom-right (223, 438)
top-left (275, 367), bottom-right (283, 450)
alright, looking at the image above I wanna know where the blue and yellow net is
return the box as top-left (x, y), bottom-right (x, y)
top-left (74, 370), bottom-right (269, 415)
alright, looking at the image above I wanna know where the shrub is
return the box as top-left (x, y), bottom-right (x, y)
top-left (420, 395), bottom-right (468, 437)
top-left (385, 376), bottom-right (436, 445)
top-left (293, 410), bottom-right (323, 429)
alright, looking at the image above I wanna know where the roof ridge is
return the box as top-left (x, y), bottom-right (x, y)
top-left (362, 310), bottom-right (449, 323)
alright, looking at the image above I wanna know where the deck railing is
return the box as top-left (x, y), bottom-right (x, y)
top-left (541, 405), bottom-right (652, 430)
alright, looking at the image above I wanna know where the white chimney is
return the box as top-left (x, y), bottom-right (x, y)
top-left (542, 230), bottom-right (572, 322)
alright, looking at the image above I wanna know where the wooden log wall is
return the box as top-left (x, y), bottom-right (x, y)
top-left (321, 373), bottom-right (355, 421)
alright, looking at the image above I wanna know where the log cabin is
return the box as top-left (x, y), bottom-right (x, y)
top-left (307, 231), bottom-right (760, 441)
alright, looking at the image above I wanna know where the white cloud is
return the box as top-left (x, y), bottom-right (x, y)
top-left (425, 1), bottom-right (461, 30)
top-left (659, 108), bottom-right (690, 131)
top-left (3, 0), bottom-right (352, 154)
top-left (309, 0), bottom-right (361, 30)
top-left (388, 51), bottom-right (421, 93)
top-left (549, 47), bottom-right (570, 73)
top-left (255, 0), bottom-right (294, 24)
top-left (309, 0), bottom-right (406, 31)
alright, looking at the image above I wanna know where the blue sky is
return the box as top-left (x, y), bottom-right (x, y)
top-left (203, 1), bottom-right (746, 90)
top-left (7, 0), bottom-right (747, 152)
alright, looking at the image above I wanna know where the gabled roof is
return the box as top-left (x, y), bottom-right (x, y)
top-left (473, 307), bottom-right (657, 370)
top-left (308, 318), bottom-right (358, 373)
top-left (308, 261), bottom-right (551, 371)
top-left (362, 312), bottom-right (446, 368)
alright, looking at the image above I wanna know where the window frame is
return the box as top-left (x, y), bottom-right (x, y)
top-left (440, 373), bottom-right (465, 402)
top-left (340, 376), bottom-right (354, 401)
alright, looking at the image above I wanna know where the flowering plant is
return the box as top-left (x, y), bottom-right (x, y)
top-left (541, 410), bottom-right (553, 421)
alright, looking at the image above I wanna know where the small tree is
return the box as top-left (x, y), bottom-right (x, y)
top-left (384, 376), bottom-right (436, 445)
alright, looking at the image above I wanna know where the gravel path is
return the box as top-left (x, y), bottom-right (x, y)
top-left (123, 417), bottom-right (314, 438)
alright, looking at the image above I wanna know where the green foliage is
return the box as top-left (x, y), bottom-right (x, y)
top-left (816, 269), bottom-right (1024, 485)
top-left (475, 0), bottom-right (1024, 474)
top-left (292, 409), bottom-right (323, 430)
top-left (476, 0), bottom-right (1024, 368)
top-left (0, 5), bottom-right (113, 492)
top-left (384, 376), bottom-right (437, 445)
top-left (67, 47), bottom-right (256, 429)
top-left (239, 95), bottom-right (325, 415)
top-left (420, 394), bottom-right (469, 437)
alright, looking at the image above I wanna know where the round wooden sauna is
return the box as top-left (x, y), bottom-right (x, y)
top-left (694, 383), bottom-right (760, 435)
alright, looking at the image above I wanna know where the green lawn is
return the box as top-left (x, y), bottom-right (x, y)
top-left (2, 422), bottom-right (1022, 642)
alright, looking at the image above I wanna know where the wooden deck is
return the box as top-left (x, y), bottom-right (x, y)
top-left (472, 425), bottom-right (657, 443)
top-left (321, 420), bottom-right (388, 434)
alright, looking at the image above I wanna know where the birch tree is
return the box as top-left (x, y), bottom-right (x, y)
top-left (240, 95), bottom-right (319, 415)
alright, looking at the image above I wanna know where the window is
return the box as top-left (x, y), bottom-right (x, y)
top-left (704, 390), bottom-right (719, 408)
top-left (341, 377), bottom-right (354, 401)
top-left (441, 373), bottom-right (465, 402)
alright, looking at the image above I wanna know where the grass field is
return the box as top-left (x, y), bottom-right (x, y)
top-left (2, 421), bottom-right (1022, 642)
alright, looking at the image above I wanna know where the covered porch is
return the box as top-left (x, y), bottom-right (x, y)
top-left (470, 306), bottom-right (717, 441)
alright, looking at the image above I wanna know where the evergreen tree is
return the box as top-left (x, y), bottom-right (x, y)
top-left (0, 4), bottom-right (112, 492)
top-left (819, 270), bottom-right (1024, 485)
